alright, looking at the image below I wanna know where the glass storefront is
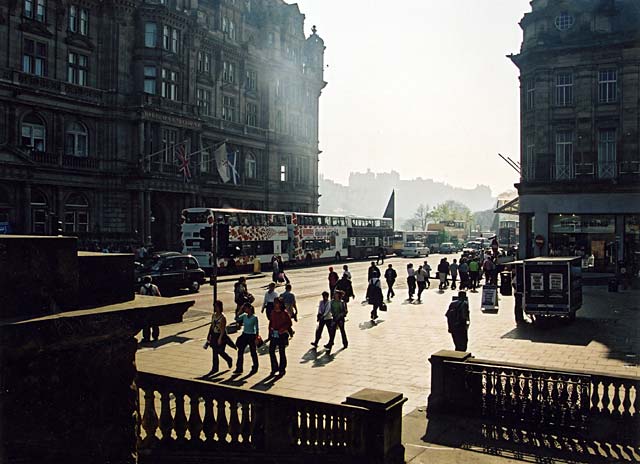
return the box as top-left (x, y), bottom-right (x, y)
top-left (624, 215), bottom-right (640, 277)
top-left (549, 214), bottom-right (617, 272)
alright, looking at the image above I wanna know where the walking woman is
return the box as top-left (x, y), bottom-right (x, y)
top-left (406, 263), bottom-right (416, 302)
top-left (268, 297), bottom-right (292, 376)
top-left (206, 300), bottom-right (233, 375)
top-left (233, 303), bottom-right (259, 374)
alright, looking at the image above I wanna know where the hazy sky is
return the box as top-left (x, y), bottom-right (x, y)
top-left (295, 0), bottom-right (530, 195)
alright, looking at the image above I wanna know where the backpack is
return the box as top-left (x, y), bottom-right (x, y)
top-left (445, 301), bottom-right (464, 331)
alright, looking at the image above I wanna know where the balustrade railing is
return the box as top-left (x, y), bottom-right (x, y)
top-left (136, 371), bottom-right (404, 463)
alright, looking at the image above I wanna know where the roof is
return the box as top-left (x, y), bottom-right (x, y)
top-left (523, 257), bottom-right (582, 263)
top-left (495, 197), bottom-right (519, 214)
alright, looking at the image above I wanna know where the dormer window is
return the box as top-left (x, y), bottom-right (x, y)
top-left (555, 11), bottom-right (574, 31)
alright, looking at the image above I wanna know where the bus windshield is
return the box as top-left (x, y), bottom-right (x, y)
top-left (183, 211), bottom-right (211, 224)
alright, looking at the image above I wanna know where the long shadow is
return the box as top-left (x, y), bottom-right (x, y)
top-left (250, 374), bottom-right (280, 392)
top-left (501, 317), bottom-right (597, 347)
top-left (138, 335), bottom-right (192, 349)
top-left (421, 411), bottom-right (640, 463)
top-left (359, 320), bottom-right (385, 330)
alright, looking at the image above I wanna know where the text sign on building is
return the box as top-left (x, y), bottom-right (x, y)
top-left (549, 273), bottom-right (563, 291)
top-left (530, 273), bottom-right (544, 292)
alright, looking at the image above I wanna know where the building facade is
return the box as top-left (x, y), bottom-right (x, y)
top-left (0, 0), bottom-right (326, 250)
top-left (510, 0), bottom-right (640, 273)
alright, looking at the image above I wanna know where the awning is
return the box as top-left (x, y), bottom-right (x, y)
top-left (495, 197), bottom-right (519, 214)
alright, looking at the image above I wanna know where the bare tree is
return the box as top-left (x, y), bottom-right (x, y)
top-left (413, 204), bottom-right (430, 230)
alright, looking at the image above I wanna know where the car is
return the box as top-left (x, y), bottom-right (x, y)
top-left (135, 252), bottom-right (206, 293)
top-left (400, 241), bottom-right (430, 258)
top-left (440, 242), bottom-right (455, 254)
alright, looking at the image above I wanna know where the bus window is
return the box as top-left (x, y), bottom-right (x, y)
top-left (226, 214), bottom-right (239, 227)
top-left (281, 240), bottom-right (289, 253)
top-left (286, 215), bottom-right (292, 225)
top-left (343, 238), bottom-right (349, 249)
top-left (239, 213), bottom-right (251, 226)
top-left (184, 211), bottom-right (211, 223)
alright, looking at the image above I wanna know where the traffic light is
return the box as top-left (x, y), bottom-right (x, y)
top-left (200, 226), bottom-right (212, 251)
top-left (217, 224), bottom-right (229, 255)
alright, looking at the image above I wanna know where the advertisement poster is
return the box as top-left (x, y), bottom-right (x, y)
top-left (481, 285), bottom-right (498, 311)
top-left (530, 273), bottom-right (544, 292)
top-left (549, 273), bottom-right (563, 291)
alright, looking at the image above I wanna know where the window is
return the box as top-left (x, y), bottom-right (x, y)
top-left (161, 68), bottom-right (178, 100)
top-left (68, 6), bottom-right (88, 34)
top-left (598, 129), bottom-right (616, 179)
top-left (162, 128), bottom-right (177, 164)
top-left (200, 144), bottom-right (210, 173)
top-left (245, 153), bottom-right (257, 179)
top-left (196, 88), bottom-right (211, 115)
top-left (246, 102), bottom-right (258, 126)
top-left (245, 69), bottom-right (257, 91)
top-left (555, 130), bottom-right (574, 180)
top-left (31, 190), bottom-right (48, 234)
top-left (144, 66), bottom-right (156, 94)
top-left (162, 25), bottom-right (178, 52)
top-left (524, 135), bottom-right (535, 180)
top-left (21, 114), bottom-right (46, 152)
top-left (171, 28), bottom-right (178, 53)
top-left (222, 95), bottom-right (236, 121)
top-left (64, 193), bottom-right (89, 233)
top-left (555, 11), bottom-right (575, 31)
top-left (23, 39), bottom-right (47, 76)
top-left (275, 110), bottom-right (282, 132)
top-left (144, 23), bottom-right (157, 48)
top-left (197, 51), bottom-right (211, 73)
top-left (24, 0), bottom-right (45, 22)
top-left (222, 17), bottom-right (235, 40)
top-left (555, 72), bottom-right (573, 106)
top-left (280, 164), bottom-right (286, 182)
top-left (275, 79), bottom-right (281, 98)
top-left (525, 77), bottom-right (535, 110)
top-left (67, 52), bottom-right (88, 86)
top-left (65, 122), bottom-right (88, 157)
top-left (598, 69), bottom-right (617, 103)
top-left (222, 61), bottom-right (235, 83)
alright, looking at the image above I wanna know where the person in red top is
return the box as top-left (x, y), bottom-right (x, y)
top-left (328, 267), bottom-right (339, 296)
top-left (268, 297), bottom-right (292, 376)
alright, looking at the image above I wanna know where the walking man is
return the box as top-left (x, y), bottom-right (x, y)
top-left (326, 290), bottom-right (348, 353)
top-left (261, 282), bottom-right (279, 320)
top-left (311, 291), bottom-right (333, 348)
top-left (406, 263), bottom-right (416, 302)
top-left (280, 284), bottom-right (298, 322)
top-left (446, 291), bottom-right (470, 351)
top-left (367, 276), bottom-right (384, 320)
top-left (376, 246), bottom-right (385, 265)
top-left (416, 265), bottom-right (428, 303)
top-left (139, 275), bottom-right (161, 342)
top-left (423, 260), bottom-right (432, 288)
top-left (384, 264), bottom-right (397, 300)
top-left (368, 261), bottom-right (381, 280)
top-left (469, 258), bottom-right (480, 291)
top-left (450, 259), bottom-right (459, 290)
top-left (342, 264), bottom-right (352, 280)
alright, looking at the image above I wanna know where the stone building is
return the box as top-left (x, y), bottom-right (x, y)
top-left (0, 0), bottom-right (326, 250)
top-left (510, 0), bottom-right (640, 274)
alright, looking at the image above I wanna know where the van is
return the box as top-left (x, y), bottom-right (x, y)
top-left (400, 241), bottom-right (430, 258)
top-left (440, 242), bottom-right (455, 254)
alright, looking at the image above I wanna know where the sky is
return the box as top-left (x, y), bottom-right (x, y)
top-left (294, 0), bottom-right (531, 195)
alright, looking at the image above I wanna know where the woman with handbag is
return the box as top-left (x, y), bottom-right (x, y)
top-left (205, 300), bottom-right (234, 375)
top-left (233, 303), bottom-right (260, 375)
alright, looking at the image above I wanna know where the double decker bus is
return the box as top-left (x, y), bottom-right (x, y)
top-left (288, 212), bottom-right (349, 265)
top-left (181, 208), bottom-right (289, 273)
top-left (346, 216), bottom-right (394, 259)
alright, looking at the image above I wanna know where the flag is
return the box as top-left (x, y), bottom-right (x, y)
top-left (227, 150), bottom-right (239, 185)
top-left (214, 142), bottom-right (230, 182)
top-left (175, 141), bottom-right (191, 181)
top-left (383, 190), bottom-right (395, 229)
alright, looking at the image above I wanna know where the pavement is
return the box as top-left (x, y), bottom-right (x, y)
top-left (135, 256), bottom-right (640, 463)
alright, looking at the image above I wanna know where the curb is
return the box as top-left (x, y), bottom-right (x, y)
top-left (207, 273), bottom-right (267, 284)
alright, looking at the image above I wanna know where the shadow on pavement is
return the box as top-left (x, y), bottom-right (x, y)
top-left (139, 335), bottom-right (192, 349)
top-left (419, 411), bottom-right (640, 463)
top-left (501, 318), bottom-right (597, 347)
top-left (359, 320), bottom-right (385, 330)
top-left (250, 374), bottom-right (281, 392)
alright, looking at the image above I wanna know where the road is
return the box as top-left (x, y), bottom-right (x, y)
top-left (137, 254), bottom-right (640, 414)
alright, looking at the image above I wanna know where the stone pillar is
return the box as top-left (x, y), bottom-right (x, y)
top-left (427, 350), bottom-right (473, 416)
top-left (344, 389), bottom-right (407, 464)
top-left (616, 215), bottom-right (625, 263)
top-left (144, 191), bottom-right (151, 246)
top-left (533, 212), bottom-right (549, 256)
top-left (23, 182), bottom-right (31, 234)
top-left (518, 213), bottom-right (531, 259)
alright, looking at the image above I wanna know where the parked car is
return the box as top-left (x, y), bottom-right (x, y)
top-left (439, 242), bottom-right (455, 254)
top-left (135, 252), bottom-right (206, 293)
top-left (400, 241), bottom-right (430, 258)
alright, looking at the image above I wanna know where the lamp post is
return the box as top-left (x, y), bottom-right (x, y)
top-left (211, 216), bottom-right (218, 305)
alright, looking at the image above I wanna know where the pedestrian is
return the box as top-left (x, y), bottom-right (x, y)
top-left (342, 264), bottom-right (352, 280)
top-left (137, 244), bottom-right (148, 261)
top-left (336, 274), bottom-right (355, 303)
top-left (437, 258), bottom-right (449, 291)
top-left (512, 266), bottom-right (525, 325)
top-left (325, 290), bottom-right (348, 353)
top-left (271, 256), bottom-right (280, 284)
top-left (416, 265), bottom-right (428, 303)
top-left (376, 246), bottom-right (385, 265)
top-left (458, 258), bottom-right (469, 291)
top-left (280, 283), bottom-right (298, 322)
top-left (368, 261), bottom-right (381, 280)
top-left (469, 258), bottom-right (480, 291)
top-left (261, 282), bottom-right (279, 320)
top-left (406, 263), bottom-right (416, 302)
top-left (233, 303), bottom-right (259, 374)
top-left (276, 255), bottom-right (290, 284)
top-left (367, 276), bottom-right (384, 320)
top-left (205, 300), bottom-right (234, 375)
top-left (423, 260), bottom-right (432, 288)
top-left (483, 256), bottom-right (496, 285)
top-left (450, 259), bottom-right (459, 290)
top-left (311, 291), bottom-right (333, 348)
top-left (384, 263), bottom-right (397, 300)
top-left (268, 297), bottom-right (292, 376)
top-left (234, 276), bottom-right (250, 316)
top-left (446, 291), bottom-right (470, 351)
top-left (328, 267), bottom-right (339, 296)
top-left (139, 275), bottom-right (161, 342)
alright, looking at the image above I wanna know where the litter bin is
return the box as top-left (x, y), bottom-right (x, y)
top-left (500, 271), bottom-right (512, 296)
top-left (608, 278), bottom-right (618, 292)
top-left (253, 257), bottom-right (261, 274)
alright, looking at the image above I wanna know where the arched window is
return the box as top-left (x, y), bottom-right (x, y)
top-left (21, 114), bottom-right (46, 152)
top-left (0, 187), bottom-right (11, 228)
top-left (245, 152), bottom-right (257, 179)
top-left (30, 189), bottom-right (48, 234)
top-left (64, 193), bottom-right (89, 233)
top-left (65, 122), bottom-right (88, 157)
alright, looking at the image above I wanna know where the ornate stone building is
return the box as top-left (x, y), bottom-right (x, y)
top-left (510, 0), bottom-right (640, 273)
top-left (0, 0), bottom-right (326, 249)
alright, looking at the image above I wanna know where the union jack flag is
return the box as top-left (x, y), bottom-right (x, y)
top-left (175, 142), bottom-right (191, 181)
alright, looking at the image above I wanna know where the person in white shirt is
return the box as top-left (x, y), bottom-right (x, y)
top-left (342, 264), bottom-right (352, 280)
top-left (311, 291), bottom-right (332, 348)
top-left (406, 263), bottom-right (416, 301)
top-left (261, 282), bottom-right (279, 320)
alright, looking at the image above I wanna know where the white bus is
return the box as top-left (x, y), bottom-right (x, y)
top-left (288, 212), bottom-right (349, 265)
top-left (181, 208), bottom-right (289, 273)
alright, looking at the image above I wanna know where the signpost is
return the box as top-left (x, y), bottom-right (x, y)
top-left (481, 284), bottom-right (499, 311)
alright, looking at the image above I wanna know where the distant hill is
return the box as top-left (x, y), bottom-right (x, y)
top-left (319, 170), bottom-right (497, 225)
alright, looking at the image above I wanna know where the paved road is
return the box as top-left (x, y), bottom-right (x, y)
top-left (137, 255), bottom-right (640, 415)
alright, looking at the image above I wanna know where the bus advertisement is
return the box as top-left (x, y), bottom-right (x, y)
top-left (288, 213), bottom-right (348, 265)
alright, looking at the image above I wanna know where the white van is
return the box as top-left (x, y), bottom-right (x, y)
top-left (400, 241), bottom-right (430, 258)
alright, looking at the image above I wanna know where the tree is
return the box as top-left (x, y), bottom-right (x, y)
top-left (402, 203), bottom-right (430, 230)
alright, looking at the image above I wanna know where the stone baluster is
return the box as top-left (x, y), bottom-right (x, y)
top-left (590, 378), bottom-right (601, 414)
top-left (300, 408), bottom-right (309, 446)
top-left (311, 411), bottom-right (320, 446)
top-left (579, 382), bottom-right (590, 422)
top-left (568, 378), bottom-right (579, 423)
top-left (174, 394), bottom-right (188, 442)
top-left (240, 402), bottom-right (251, 444)
top-left (215, 399), bottom-right (229, 442)
top-left (326, 413), bottom-right (335, 446)
top-left (601, 379), bottom-right (612, 415)
top-left (228, 400), bottom-right (241, 443)
top-left (188, 394), bottom-right (203, 441)
top-left (141, 389), bottom-right (159, 445)
top-left (632, 384), bottom-right (640, 422)
top-left (159, 390), bottom-right (174, 442)
top-left (621, 382), bottom-right (632, 419)
top-left (202, 397), bottom-right (216, 442)
top-left (611, 379), bottom-right (622, 417)
top-left (503, 370), bottom-right (513, 419)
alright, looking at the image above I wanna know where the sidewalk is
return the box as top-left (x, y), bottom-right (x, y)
top-left (208, 272), bottom-right (267, 284)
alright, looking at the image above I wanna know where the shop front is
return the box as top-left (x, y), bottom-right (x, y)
top-left (624, 215), bottom-right (640, 278)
